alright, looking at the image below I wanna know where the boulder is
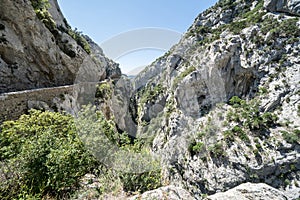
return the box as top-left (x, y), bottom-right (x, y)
top-left (207, 182), bottom-right (288, 200)
top-left (264, 0), bottom-right (300, 16)
top-left (129, 185), bottom-right (194, 200)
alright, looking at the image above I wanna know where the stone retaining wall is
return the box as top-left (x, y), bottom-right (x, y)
top-left (0, 85), bottom-right (74, 122)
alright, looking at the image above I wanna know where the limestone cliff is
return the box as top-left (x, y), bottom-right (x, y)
top-left (1, 0), bottom-right (299, 199)
top-left (0, 0), bottom-right (120, 93)
top-left (126, 0), bottom-right (300, 199)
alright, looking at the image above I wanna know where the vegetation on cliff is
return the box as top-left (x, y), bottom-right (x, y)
top-left (30, 0), bottom-right (91, 54)
top-left (0, 108), bottom-right (161, 199)
top-left (1, 0), bottom-right (300, 199)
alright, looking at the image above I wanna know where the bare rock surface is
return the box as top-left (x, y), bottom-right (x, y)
top-left (264, 0), bottom-right (300, 16)
top-left (0, 0), bottom-right (120, 93)
top-left (128, 185), bottom-right (194, 200)
top-left (207, 182), bottom-right (288, 200)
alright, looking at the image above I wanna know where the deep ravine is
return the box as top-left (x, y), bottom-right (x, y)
top-left (0, 0), bottom-right (299, 199)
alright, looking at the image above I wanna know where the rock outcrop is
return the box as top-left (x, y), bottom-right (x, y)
top-left (207, 182), bottom-right (288, 200)
top-left (125, 0), bottom-right (300, 199)
top-left (0, 0), bottom-right (120, 93)
top-left (132, 183), bottom-right (289, 200)
top-left (264, 0), bottom-right (300, 16)
top-left (129, 185), bottom-right (193, 200)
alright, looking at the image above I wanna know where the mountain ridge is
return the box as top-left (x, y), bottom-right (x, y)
top-left (127, 0), bottom-right (300, 199)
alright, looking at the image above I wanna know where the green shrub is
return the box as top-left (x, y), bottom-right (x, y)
top-left (31, 0), bottom-right (92, 55)
top-left (208, 142), bottom-right (225, 158)
top-left (192, 0), bottom-right (283, 46)
top-left (68, 28), bottom-right (91, 54)
top-left (173, 66), bottom-right (196, 88)
top-left (187, 25), bottom-right (211, 37)
top-left (193, 142), bottom-right (204, 153)
top-left (228, 20), bottom-right (247, 35)
top-left (165, 96), bottom-right (176, 118)
top-left (279, 18), bottom-right (300, 38)
top-left (189, 140), bottom-right (205, 156)
top-left (189, 121), bottom-right (221, 157)
top-left (194, 0), bottom-right (267, 45)
top-left (223, 125), bottom-right (250, 144)
top-left (227, 96), bottom-right (278, 131)
top-left (240, 1), bottom-right (263, 20)
top-left (216, 0), bottom-right (236, 10)
top-left (229, 95), bottom-right (245, 107)
top-left (197, 131), bottom-right (206, 139)
top-left (286, 37), bottom-right (300, 44)
top-left (0, 110), bottom-right (96, 199)
top-left (223, 130), bottom-right (235, 142)
top-left (31, 0), bottom-right (50, 10)
top-left (139, 84), bottom-right (164, 105)
top-left (76, 105), bottom-right (162, 194)
top-left (0, 106), bottom-right (163, 198)
top-left (281, 129), bottom-right (300, 144)
top-left (120, 170), bottom-right (161, 193)
top-left (30, 0), bottom-right (56, 32)
top-left (261, 16), bottom-right (280, 35)
top-left (95, 82), bottom-right (112, 99)
top-left (259, 87), bottom-right (268, 94)
top-left (232, 125), bottom-right (250, 142)
top-left (111, 135), bottom-right (162, 193)
top-left (261, 16), bottom-right (300, 39)
top-left (261, 112), bottom-right (279, 127)
top-left (137, 83), bottom-right (165, 123)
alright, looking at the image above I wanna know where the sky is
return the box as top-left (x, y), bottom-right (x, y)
top-left (57, 0), bottom-right (218, 74)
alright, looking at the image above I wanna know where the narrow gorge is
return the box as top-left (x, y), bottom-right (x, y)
top-left (0, 0), bottom-right (299, 199)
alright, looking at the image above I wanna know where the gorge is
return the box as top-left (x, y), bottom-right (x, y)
top-left (0, 0), bottom-right (299, 199)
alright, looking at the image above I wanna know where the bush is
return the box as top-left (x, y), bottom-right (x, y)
top-left (139, 84), bottom-right (164, 105)
top-left (114, 134), bottom-right (162, 193)
top-left (208, 142), bottom-right (225, 158)
top-left (228, 20), bottom-right (247, 35)
top-left (188, 139), bottom-right (205, 156)
top-left (281, 129), bottom-right (300, 144)
top-left (261, 16), bottom-right (300, 40)
top-left (192, 142), bottom-right (205, 154)
top-left (229, 95), bottom-right (245, 107)
top-left (173, 66), bottom-right (196, 88)
top-left (31, 0), bottom-right (91, 55)
top-left (0, 105), bottom-right (163, 198)
top-left (187, 25), bottom-right (211, 37)
top-left (76, 105), bottom-right (162, 194)
top-left (120, 170), bottom-right (161, 193)
top-left (0, 110), bottom-right (96, 199)
top-left (68, 28), bottom-right (91, 54)
top-left (232, 125), bottom-right (249, 142)
top-left (95, 82), bottom-right (112, 99)
top-left (30, 0), bottom-right (56, 32)
top-left (31, 0), bottom-right (50, 10)
top-left (227, 96), bottom-right (278, 131)
top-left (259, 87), bottom-right (268, 94)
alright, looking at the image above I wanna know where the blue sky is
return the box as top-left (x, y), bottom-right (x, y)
top-left (57, 0), bottom-right (218, 74)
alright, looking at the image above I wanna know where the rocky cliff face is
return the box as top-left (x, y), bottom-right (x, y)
top-left (265, 0), bottom-right (300, 16)
top-left (0, 0), bottom-right (120, 93)
top-left (1, 0), bottom-right (299, 199)
top-left (125, 0), bottom-right (300, 199)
